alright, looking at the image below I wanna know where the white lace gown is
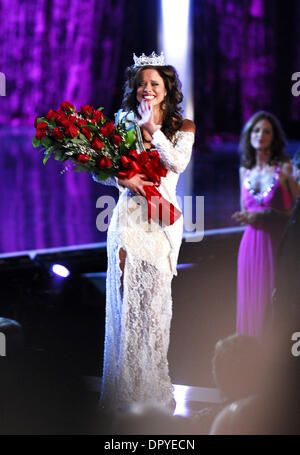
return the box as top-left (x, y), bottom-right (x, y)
top-left (94, 112), bottom-right (194, 412)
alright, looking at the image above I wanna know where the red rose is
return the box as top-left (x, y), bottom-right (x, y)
top-left (45, 109), bottom-right (58, 120)
top-left (106, 121), bottom-right (115, 135)
top-left (80, 104), bottom-right (95, 116)
top-left (112, 134), bottom-right (122, 146)
top-left (91, 137), bottom-right (104, 150)
top-left (36, 121), bottom-right (48, 139)
top-left (93, 110), bottom-right (104, 122)
top-left (68, 114), bottom-right (77, 123)
top-left (81, 127), bottom-right (92, 140)
top-left (60, 101), bottom-right (75, 112)
top-left (97, 156), bottom-right (112, 169)
top-left (77, 153), bottom-right (90, 163)
top-left (36, 121), bottom-right (48, 130)
top-left (68, 124), bottom-right (80, 137)
top-left (55, 110), bottom-right (67, 124)
top-left (59, 118), bottom-right (69, 128)
top-left (76, 118), bottom-right (87, 127)
top-left (59, 118), bottom-right (79, 137)
top-left (99, 126), bottom-right (107, 136)
top-left (52, 127), bottom-right (64, 140)
top-left (100, 121), bottom-right (115, 137)
top-left (36, 129), bottom-right (47, 140)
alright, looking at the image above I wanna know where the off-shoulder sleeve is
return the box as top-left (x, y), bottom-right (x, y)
top-left (151, 129), bottom-right (195, 174)
top-left (92, 174), bottom-right (126, 192)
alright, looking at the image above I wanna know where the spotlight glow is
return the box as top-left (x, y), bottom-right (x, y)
top-left (161, 0), bottom-right (190, 63)
top-left (160, 0), bottom-right (193, 203)
top-left (173, 384), bottom-right (190, 417)
top-left (51, 264), bottom-right (70, 278)
top-left (176, 263), bottom-right (196, 270)
top-left (160, 0), bottom-right (193, 117)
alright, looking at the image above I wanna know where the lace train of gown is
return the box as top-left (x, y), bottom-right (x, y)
top-left (94, 113), bottom-right (194, 412)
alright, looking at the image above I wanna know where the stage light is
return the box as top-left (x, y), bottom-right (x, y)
top-left (160, 0), bottom-right (190, 66)
top-left (159, 0), bottom-right (194, 211)
top-left (51, 264), bottom-right (70, 278)
top-left (176, 263), bottom-right (196, 270)
top-left (160, 0), bottom-right (192, 117)
top-left (173, 384), bottom-right (190, 417)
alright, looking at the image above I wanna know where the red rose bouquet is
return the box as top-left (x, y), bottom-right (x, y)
top-left (33, 101), bottom-right (138, 181)
top-left (33, 101), bottom-right (181, 225)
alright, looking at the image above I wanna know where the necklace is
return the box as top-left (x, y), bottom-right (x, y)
top-left (244, 166), bottom-right (280, 204)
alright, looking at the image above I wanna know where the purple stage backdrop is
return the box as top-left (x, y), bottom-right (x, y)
top-left (0, 0), bottom-right (126, 126)
top-left (193, 0), bottom-right (300, 143)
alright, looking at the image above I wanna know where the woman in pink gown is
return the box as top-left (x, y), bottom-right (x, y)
top-left (233, 112), bottom-right (299, 339)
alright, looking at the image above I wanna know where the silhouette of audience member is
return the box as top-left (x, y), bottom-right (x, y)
top-left (212, 334), bottom-right (266, 401)
top-left (210, 350), bottom-right (300, 435)
top-left (210, 326), bottom-right (300, 434)
top-left (193, 333), bottom-right (266, 434)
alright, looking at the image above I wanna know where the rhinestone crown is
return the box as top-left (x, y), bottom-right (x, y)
top-left (133, 51), bottom-right (165, 67)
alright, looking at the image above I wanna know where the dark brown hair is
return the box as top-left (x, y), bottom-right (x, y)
top-left (239, 111), bottom-right (289, 169)
top-left (122, 64), bottom-right (183, 141)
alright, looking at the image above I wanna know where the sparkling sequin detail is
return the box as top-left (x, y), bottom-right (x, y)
top-left (244, 166), bottom-right (280, 205)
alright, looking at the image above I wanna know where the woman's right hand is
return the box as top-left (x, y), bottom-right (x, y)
top-left (117, 173), bottom-right (155, 197)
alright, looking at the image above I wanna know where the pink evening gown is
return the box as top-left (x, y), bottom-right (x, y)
top-left (236, 166), bottom-right (291, 339)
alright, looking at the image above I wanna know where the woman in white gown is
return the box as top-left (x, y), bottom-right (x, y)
top-left (94, 53), bottom-right (195, 413)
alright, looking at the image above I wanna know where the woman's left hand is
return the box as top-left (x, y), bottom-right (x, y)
top-left (137, 99), bottom-right (158, 135)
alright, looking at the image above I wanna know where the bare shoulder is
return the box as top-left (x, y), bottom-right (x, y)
top-left (179, 119), bottom-right (196, 134)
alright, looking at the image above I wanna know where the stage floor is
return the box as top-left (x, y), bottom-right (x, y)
top-left (83, 375), bottom-right (223, 418)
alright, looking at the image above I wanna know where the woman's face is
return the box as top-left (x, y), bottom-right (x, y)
top-left (250, 118), bottom-right (273, 151)
top-left (136, 69), bottom-right (166, 108)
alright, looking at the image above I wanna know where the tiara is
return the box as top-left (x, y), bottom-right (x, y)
top-left (133, 51), bottom-right (165, 67)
